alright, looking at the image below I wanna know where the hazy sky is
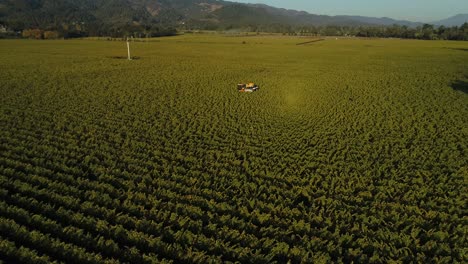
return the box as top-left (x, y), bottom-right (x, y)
top-left (232, 0), bottom-right (468, 22)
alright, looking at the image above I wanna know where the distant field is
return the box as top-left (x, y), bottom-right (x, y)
top-left (0, 35), bottom-right (467, 263)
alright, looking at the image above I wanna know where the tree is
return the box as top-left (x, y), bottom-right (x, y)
top-left (43, 31), bottom-right (59, 39)
top-left (422, 24), bottom-right (436, 40)
top-left (460, 22), bottom-right (468, 40)
top-left (22, 29), bottom-right (43, 39)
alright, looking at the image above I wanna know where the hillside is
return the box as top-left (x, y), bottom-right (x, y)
top-left (0, 0), bottom-right (466, 39)
top-left (0, 0), bottom-right (435, 32)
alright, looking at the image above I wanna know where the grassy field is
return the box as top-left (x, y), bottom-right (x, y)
top-left (0, 35), bottom-right (467, 263)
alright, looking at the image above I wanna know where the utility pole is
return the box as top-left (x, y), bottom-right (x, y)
top-left (127, 37), bottom-right (131, 60)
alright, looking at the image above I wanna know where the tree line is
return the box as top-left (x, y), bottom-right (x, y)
top-left (225, 23), bottom-right (468, 41)
top-left (6, 24), bottom-right (178, 40)
top-left (3, 22), bottom-right (467, 40)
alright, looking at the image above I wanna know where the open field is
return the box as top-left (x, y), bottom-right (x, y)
top-left (0, 35), bottom-right (467, 263)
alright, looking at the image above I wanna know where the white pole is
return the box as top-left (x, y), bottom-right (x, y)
top-left (127, 37), bottom-right (131, 60)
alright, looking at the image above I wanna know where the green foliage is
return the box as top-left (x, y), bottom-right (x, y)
top-left (0, 35), bottom-right (467, 263)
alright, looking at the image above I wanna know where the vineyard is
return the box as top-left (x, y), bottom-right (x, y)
top-left (0, 35), bottom-right (467, 263)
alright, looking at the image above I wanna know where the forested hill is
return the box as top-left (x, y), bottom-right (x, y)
top-left (0, 0), bottom-right (422, 34)
top-left (0, 0), bottom-right (466, 39)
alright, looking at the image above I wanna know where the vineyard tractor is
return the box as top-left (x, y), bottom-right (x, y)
top-left (237, 83), bottom-right (260, 92)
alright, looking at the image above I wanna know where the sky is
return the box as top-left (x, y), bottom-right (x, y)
top-left (232, 0), bottom-right (468, 22)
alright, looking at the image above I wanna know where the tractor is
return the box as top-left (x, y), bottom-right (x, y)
top-left (237, 83), bottom-right (260, 92)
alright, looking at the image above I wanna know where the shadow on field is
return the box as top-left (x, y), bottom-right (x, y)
top-left (451, 80), bottom-right (468, 94)
top-left (108, 56), bottom-right (141, 60)
top-left (296, 39), bottom-right (325, 45)
top-left (445, 48), bottom-right (468, 52)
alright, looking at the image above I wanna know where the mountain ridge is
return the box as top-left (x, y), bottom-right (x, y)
top-left (432, 14), bottom-right (468, 27)
top-left (0, 0), bottom-right (466, 36)
top-left (243, 4), bottom-right (423, 27)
